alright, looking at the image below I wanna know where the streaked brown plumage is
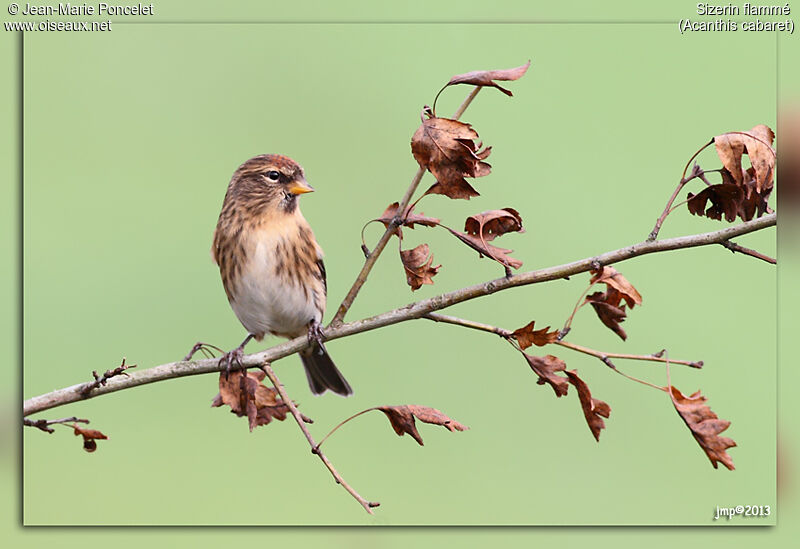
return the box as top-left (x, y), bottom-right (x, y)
top-left (209, 154), bottom-right (351, 396)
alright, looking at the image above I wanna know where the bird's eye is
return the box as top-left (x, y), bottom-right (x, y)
top-left (266, 170), bottom-right (281, 182)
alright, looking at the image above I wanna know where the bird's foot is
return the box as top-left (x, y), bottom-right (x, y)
top-left (218, 346), bottom-right (245, 378)
top-left (183, 341), bottom-right (224, 361)
top-left (307, 321), bottom-right (325, 347)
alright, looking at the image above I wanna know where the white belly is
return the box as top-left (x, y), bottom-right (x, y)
top-left (229, 233), bottom-right (320, 339)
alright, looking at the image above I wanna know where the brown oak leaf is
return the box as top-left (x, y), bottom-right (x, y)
top-left (446, 61), bottom-right (532, 97)
top-left (669, 386), bottom-right (736, 470)
top-left (590, 266), bottom-right (642, 309)
top-left (378, 202), bottom-right (441, 236)
top-left (565, 370), bottom-right (611, 442)
top-left (411, 116), bottom-right (491, 200)
top-left (715, 124), bottom-right (775, 193)
top-left (586, 292), bottom-right (629, 340)
top-left (377, 405), bottom-right (468, 446)
top-left (512, 321), bottom-right (558, 349)
top-left (464, 208), bottom-right (524, 242)
top-left (400, 244), bottom-right (441, 290)
top-left (524, 354), bottom-right (569, 397)
top-left (72, 424), bottom-right (108, 453)
top-left (212, 370), bottom-right (298, 431)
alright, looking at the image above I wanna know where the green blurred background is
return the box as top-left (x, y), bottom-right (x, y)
top-left (2, 0), bottom-right (796, 545)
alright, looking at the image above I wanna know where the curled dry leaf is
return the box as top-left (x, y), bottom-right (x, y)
top-left (378, 202), bottom-right (441, 237)
top-left (715, 124), bottom-right (775, 193)
top-left (464, 208), bottom-right (524, 242)
top-left (669, 386), bottom-right (736, 470)
top-left (586, 292), bottom-right (629, 341)
top-left (565, 370), bottom-right (611, 442)
top-left (691, 124), bottom-right (776, 223)
top-left (212, 370), bottom-right (301, 431)
top-left (72, 424), bottom-right (108, 453)
top-left (411, 116), bottom-right (491, 200)
top-left (445, 227), bottom-right (523, 270)
top-left (584, 267), bottom-right (641, 340)
top-left (688, 167), bottom-right (773, 223)
top-left (687, 184), bottom-right (744, 222)
top-left (590, 266), bottom-right (642, 309)
top-left (512, 320), bottom-right (558, 349)
top-left (377, 405), bottom-right (468, 446)
top-left (524, 354), bottom-right (569, 397)
top-left (447, 61), bottom-right (532, 97)
top-left (400, 243), bottom-right (441, 291)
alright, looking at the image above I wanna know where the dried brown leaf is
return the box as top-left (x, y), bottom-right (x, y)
top-left (445, 227), bottom-right (523, 270)
top-left (586, 292), bottom-right (628, 340)
top-left (669, 386), bottom-right (736, 470)
top-left (447, 61), bottom-right (532, 97)
top-left (400, 244), bottom-right (441, 291)
top-left (715, 125), bottom-right (775, 193)
top-left (378, 202), bottom-right (441, 236)
top-left (512, 321), bottom-right (558, 349)
top-left (464, 208), bottom-right (524, 242)
top-left (411, 117), bottom-right (491, 200)
top-left (212, 370), bottom-right (292, 431)
top-left (377, 405), bottom-right (468, 446)
top-left (565, 370), bottom-right (611, 442)
top-left (687, 184), bottom-right (744, 223)
top-left (524, 354), bottom-right (569, 397)
top-left (72, 424), bottom-right (108, 453)
top-left (590, 266), bottom-right (642, 309)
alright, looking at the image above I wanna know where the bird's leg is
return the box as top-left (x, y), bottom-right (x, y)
top-left (218, 334), bottom-right (255, 378)
top-left (307, 320), bottom-right (325, 347)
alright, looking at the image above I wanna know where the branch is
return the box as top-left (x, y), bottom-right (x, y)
top-left (23, 213), bottom-right (774, 417)
top-left (554, 340), bottom-right (702, 369)
top-left (258, 362), bottom-right (378, 514)
top-left (648, 151), bottom-right (713, 241)
top-left (331, 87), bottom-right (482, 325)
top-left (720, 240), bottom-right (776, 264)
top-left (425, 313), bottom-right (694, 393)
top-left (23, 416), bottom-right (89, 434)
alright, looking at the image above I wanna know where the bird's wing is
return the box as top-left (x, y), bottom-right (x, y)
top-left (316, 258), bottom-right (327, 295)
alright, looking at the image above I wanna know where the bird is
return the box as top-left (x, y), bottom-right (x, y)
top-left (187, 154), bottom-right (352, 396)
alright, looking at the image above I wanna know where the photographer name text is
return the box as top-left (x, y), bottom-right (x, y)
top-left (17, 2), bottom-right (153, 15)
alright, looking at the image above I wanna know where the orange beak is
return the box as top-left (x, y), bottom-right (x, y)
top-left (287, 179), bottom-right (315, 195)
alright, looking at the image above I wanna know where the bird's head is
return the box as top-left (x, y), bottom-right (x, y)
top-left (226, 154), bottom-right (315, 215)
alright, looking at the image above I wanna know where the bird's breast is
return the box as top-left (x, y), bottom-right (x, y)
top-left (224, 219), bottom-right (324, 339)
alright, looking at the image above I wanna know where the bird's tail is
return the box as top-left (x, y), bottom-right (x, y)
top-left (300, 342), bottom-right (352, 396)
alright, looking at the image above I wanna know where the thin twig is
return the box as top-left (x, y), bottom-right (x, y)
top-left (648, 143), bottom-right (714, 241)
top-left (720, 240), bottom-right (776, 264)
top-left (79, 358), bottom-right (137, 396)
top-left (315, 408), bottom-right (380, 450)
top-left (424, 312), bottom-right (511, 338)
top-left (424, 313), bottom-right (694, 392)
top-left (23, 416), bottom-right (89, 434)
top-left (259, 362), bottom-right (379, 514)
top-left (554, 340), bottom-right (702, 368)
top-left (22, 213), bottom-right (775, 417)
top-left (559, 277), bottom-right (599, 339)
top-left (331, 87), bottom-right (482, 326)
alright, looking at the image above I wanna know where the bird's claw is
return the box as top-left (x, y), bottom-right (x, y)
top-left (307, 322), bottom-right (325, 347)
top-left (218, 346), bottom-right (245, 378)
